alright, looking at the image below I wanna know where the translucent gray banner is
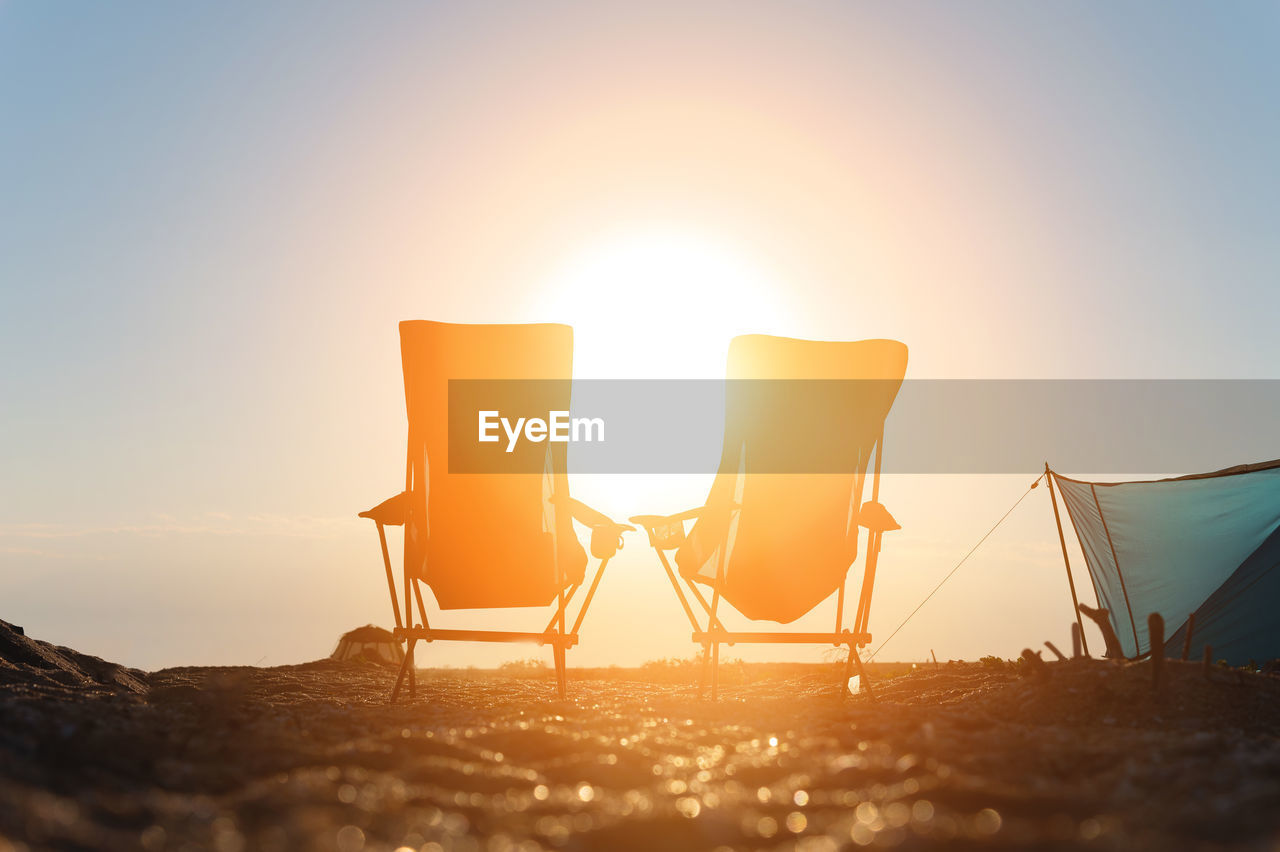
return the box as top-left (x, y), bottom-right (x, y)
top-left (446, 380), bottom-right (1280, 474)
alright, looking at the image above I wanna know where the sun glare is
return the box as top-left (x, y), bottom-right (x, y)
top-left (539, 228), bottom-right (793, 513)
top-left (542, 228), bottom-right (792, 378)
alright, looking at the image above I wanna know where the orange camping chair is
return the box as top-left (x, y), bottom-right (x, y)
top-left (360, 320), bottom-right (631, 700)
top-left (629, 334), bottom-right (908, 698)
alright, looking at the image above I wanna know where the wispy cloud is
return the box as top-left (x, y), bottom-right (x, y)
top-left (0, 513), bottom-right (354, 542)
top-left (0, 544), bottom-right (107, 560)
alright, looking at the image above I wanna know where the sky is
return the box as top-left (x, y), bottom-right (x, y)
top-left (2, 2), bottom-right (1279, 671)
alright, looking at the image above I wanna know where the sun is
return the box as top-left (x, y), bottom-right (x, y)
top-left (541, 227), bottom-right (793, 378)
top-left (537, 227), bottom-right (794, 515)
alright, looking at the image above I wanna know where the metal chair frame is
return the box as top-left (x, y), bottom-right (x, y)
top-left (631, 433), bottom-right (891, 699)
top-left (361, 503), bottom-right (620, 701)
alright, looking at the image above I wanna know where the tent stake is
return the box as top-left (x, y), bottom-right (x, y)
top-left (1149, 613), bottom-right (1164, 695)
top-left (1045, 464), bottom-right (1090, 657)
top-left (1020, 648), bottom-right (1048, 678)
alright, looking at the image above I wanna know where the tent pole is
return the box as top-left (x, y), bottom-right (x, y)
top-left (1091, 482), bottom-right (1140, 652)
top-left (1045, 463), bottom-right (1090, 657)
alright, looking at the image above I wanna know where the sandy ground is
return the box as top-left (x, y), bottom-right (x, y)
top-left (3, 621), bottom-right (1280, 852)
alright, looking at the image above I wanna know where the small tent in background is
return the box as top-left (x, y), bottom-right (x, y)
top-left (331, 625), bottom-right (404, 666)
top-left (1049, 460), bottom-right (1280, 665)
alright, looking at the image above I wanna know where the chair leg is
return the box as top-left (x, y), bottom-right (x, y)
top-left (848, 646), bottom-right (876, 703)
top-left (391, 638), bottom-right (417, 703)
top-left (711, 642), bottom-right (720, 701)
top-left (842, 647), bottom-right (855, 697)
top-left (553, 644), bottom-right (567, 700)
top-left (697, 643), bottom-right (710, 697)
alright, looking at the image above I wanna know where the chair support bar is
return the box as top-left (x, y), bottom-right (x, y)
top-left (692, 630), bottom-right (871, 646)
top-left (394, 628), bottom-right (580, 647)
top-left (385, 554), bottom-right (615, 703)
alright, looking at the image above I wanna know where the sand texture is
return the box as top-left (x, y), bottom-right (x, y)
top-left (2, 622), bottom-right (1279, 851)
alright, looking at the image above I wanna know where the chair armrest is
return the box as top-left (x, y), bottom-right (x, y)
top-left (562, 498), bottom-right (634, 533)
top-left (858, 501), bottom-right (901, 532)
top-left (358, 492), bottom-right (408, 526)
top-left (629, 508), bottom-right (704, 550)
top-left (628, 507), bottom-right (704, 528)
top-left (558, 498), bottom-right (632, 560)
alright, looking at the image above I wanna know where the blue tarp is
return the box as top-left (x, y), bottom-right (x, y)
top-left (1053, 462), bottom-right (1280, 664)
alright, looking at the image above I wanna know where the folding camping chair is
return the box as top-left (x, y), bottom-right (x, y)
top-left (630, 335), bottom-right (908, 698)
top-left (360, 320), bottom-right (631, 701)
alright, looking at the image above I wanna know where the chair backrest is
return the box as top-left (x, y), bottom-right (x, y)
top-left (675, 334), bottom-right (908, 623)
top-left (400, 320), bottom-right (586, 609)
